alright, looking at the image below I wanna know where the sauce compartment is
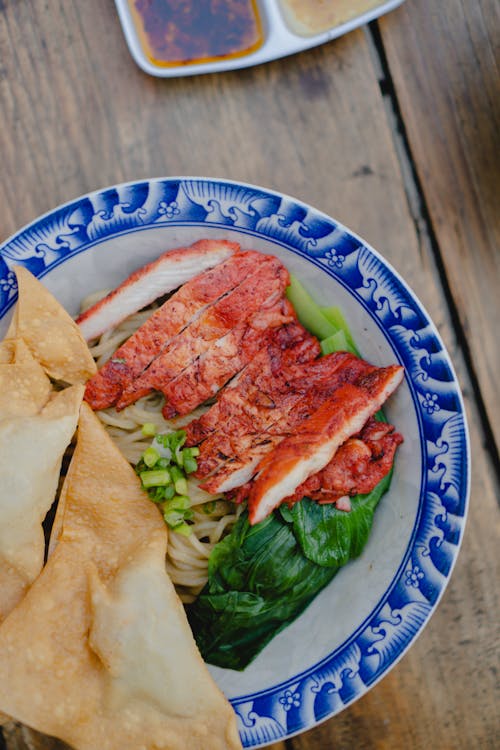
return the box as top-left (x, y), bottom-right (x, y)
top-left (127, 1), bottom-right (264, 67)
top-left (278, 0), bottom-right (394, 37)
top-left (115, 0), bottom-right (405, 77)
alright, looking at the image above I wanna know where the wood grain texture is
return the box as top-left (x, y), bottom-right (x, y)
top-left (0, 1), bottom-right (498, 748)
top-left (0, 1), bottom-right (420, 266)
top-left (379, 0), bottom-right (500, 454)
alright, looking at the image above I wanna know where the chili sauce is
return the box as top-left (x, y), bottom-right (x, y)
top-left (128, 0), bottom-right (263, 67)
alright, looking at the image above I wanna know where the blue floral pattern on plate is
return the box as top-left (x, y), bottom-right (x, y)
top-left (0, 178), bottom-right (469, 748)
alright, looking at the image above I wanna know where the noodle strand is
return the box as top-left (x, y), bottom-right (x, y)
top-left (81, 295), bottom-right (245, 600)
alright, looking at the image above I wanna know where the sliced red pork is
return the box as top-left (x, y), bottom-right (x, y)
top-left (247, 364), bottom-right (404, 524)
top-left (114, 254), bottom-right (290, 411)
top-left (84, 249), bottom-right (279, 410)
top-left (185, 319), bottom-right (321, 446)
top-left (77, 239), bottom-right (239, 341)
top-left (195, 352), bottom-right (377, 494)
top-left (282, 418), bottom-right (404, 506)
top-left (159, 299), bottom-right (297, 418)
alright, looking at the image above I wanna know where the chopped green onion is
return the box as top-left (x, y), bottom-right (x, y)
top-left (162, 495), bottom-right (191, 513)
top-left (169, 464), bottom-right (183, 483)
top-left (173, 494), bottom-right (191, 509)
top-left (172, 431), bottom-right (187, 458)
top-left (171, 430), bottom-right (187, 448)
top-left (183, 457), bottom-right (197, 474)
top-left (163, 510), bottom-right (185, 528)
top-left (183, 446), bottom-right (200, 460)
top-left (154, 433), bottom-right (171, 448)
top-left (142, 446), bottom-right (160, 468)
top-left (286, 275), bottom-right (337, 340)
top-left (163, 484), bottom-right (176, 500)
top-left (150, 486), bottom-right (167, 504)
top-left (136, 429), bottom-right (200, 534)
top-left (140, 469), bottom-right (171, 488)
top-left (172, 522), bottom-right (192, 537)
top-left (141, 422), bottom-right (157, 437)
top-left (182, 447), bottom-right (199, 474)
top-left (174, 476), bottom-right (188, 495)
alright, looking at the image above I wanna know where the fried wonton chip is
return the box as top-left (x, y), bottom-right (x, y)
top-left (7, 266), bottom-right (97, 384)
top-left (0, 404), bottom-right (242, 750)
top-left (0, 338), bottom-right (52, 417)
top-left (0, 385), bottom-right (83, 623)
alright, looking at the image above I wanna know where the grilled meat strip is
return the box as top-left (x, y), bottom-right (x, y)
top-left (160, 299), bottom-right (297, 418)
top-left (247, 364), bottom-right (404, 524)
top-left (281, 418), bottom-right (404, 506)
top-left (84, 250), bottom-right (278, 410)
top-left (185, 320), bottom-right (321, 446)
top-left (115, 254), bottom-right (290, 411)
top-left (77, 239), bottom-right (239, 342)
top-left (196, 352), bottom-right (377, 494)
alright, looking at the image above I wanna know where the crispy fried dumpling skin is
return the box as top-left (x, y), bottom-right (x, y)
top-left (7, 266), bottom-right (96, 384)
top-left (0, 404), bottom-right (242, 750)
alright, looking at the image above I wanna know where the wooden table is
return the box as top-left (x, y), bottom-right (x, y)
top-left (0, 0), bottom-right (498, 748)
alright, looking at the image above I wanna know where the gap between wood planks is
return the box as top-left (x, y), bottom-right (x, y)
top-left (365, 20), bottom-right (500, 483)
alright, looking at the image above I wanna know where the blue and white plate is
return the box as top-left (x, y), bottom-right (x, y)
top-left (0, 177), bottom-right (470, 747)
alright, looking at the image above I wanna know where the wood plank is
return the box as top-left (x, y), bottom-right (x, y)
top-left (0, 1), bottom-right (420, 269)
top-left (378, 0), bottom-right (500, 454)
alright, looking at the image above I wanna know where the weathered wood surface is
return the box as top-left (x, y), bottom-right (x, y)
top-left (0, 0), bottom-right (498, 748)
top-left (380, 0), bottom-right (500, 455)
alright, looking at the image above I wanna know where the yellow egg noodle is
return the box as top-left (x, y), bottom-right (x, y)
top-left (81, 294), bottom-right (244, 603)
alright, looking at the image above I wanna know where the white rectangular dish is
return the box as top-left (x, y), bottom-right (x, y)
top-left (115, 0), bottom-right (405, 78)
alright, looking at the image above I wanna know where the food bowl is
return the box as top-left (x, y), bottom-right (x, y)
top-left (0, 177), bottom-right (470, 747)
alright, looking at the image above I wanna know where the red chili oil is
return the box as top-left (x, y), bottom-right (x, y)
top-left (129, 0), bottom-right (264, 67)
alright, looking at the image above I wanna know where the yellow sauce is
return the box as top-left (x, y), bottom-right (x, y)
top-left (279, 0), bottom-right (385, 36)
top-left (129, 0), bottom-right (263, 67)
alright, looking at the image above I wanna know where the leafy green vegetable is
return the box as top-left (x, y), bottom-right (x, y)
top-left (188, 473), bottom-right (390, 670)
top-left (320, 305), bottom-right (360, 356)
top-left (187, 510), bottom-right (337, 670)
top-left (187, 280), bottom-right (399, 671)
top-left (320, 329), bottom-right (349, 355)
top-left (286, 275), bottom-right (337, 340)
top-left (289, 470), bottom-right (392, 567)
